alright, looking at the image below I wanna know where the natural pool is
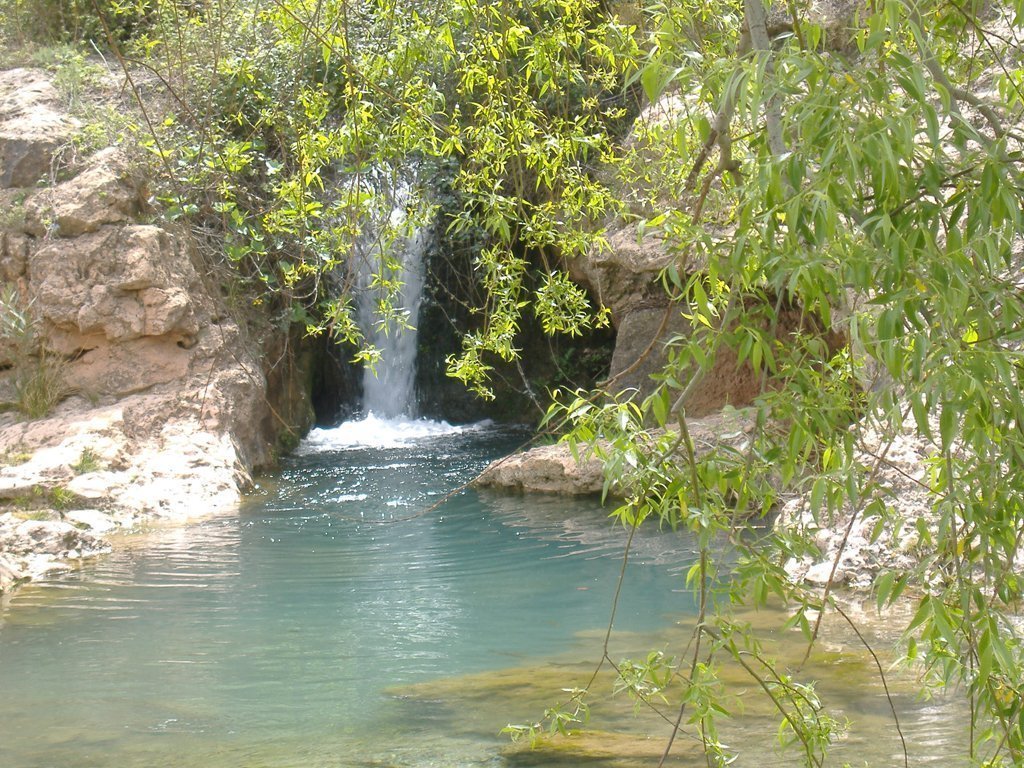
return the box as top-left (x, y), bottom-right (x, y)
top-left (0, 420), bottom-right (963, 767)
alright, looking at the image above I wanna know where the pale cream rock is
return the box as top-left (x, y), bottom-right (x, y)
top-left (0, 68), bottom-right (297, 595)
top-left (0, 68), bottom-right (80, 188)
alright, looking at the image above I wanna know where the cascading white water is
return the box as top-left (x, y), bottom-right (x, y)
top-left (300, 171), bottom-right (477, 452)
top-left (355, 180), bottom-right (427, 419)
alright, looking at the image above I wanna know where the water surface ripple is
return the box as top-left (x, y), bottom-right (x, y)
top-left (0, 425), bottom-right (963, 767)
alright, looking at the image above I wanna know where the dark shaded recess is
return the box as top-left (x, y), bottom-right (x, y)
top-left (259, 329), bottom-right (316, 461)
top-left (416, 225), bottom-right (616, 425)
top-left (303, 232), bottom-right (615, 427)
top-left (303, 152), bottom-right (618, 428)
top-left (307, 333), bottom-right (362, 427)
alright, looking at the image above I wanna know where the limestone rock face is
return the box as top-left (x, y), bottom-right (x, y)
top-left (0, 69), bottom-right (80, 188)
top-left (31, 224), bottom-right (202, 345)
top-left (25, 147), bottom-right (145, 237)
top-left (573, 85), bottom-right (844, 411)
top-left (574, 222), bottom-right (784, 414)
top-left (0, 67), bottom-right (310, 594)
top-left (0, 229), bottom-right (30, 283)
top-left (571, 223), bottom-right (671, 323)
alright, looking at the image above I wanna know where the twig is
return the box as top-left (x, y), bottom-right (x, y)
top-left (832, 601), bottom-right (909, 768)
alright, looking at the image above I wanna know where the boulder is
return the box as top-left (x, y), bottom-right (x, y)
top-left (476, 443), bottom-right (606, 495)
top-left (24, 147), bottom-right (145, 237)
top-left (477, 410), bottom-right (755, 495)
top-left (0, 68), bottom-right (80, 188)
top-left (571, 223), bottom-right (672, 322)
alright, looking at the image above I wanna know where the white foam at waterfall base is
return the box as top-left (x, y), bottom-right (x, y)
top-left (298, 413), bottom-right (486, 453)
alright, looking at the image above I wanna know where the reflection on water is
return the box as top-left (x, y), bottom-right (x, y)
top-left (0, 426), bottom-right (963, 767)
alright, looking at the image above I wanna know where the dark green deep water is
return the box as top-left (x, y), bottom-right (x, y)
top-left (0, 420), bottom-right (963, 767)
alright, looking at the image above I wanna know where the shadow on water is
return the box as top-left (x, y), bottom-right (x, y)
top-left (0, 424), bottom-right (964, 767)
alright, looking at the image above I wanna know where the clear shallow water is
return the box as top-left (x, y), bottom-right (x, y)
top-left (0, 423), bottom-right (964, 767)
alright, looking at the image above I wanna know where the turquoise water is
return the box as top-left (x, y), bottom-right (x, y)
top-left (0, 422), bottom-right (962, 767)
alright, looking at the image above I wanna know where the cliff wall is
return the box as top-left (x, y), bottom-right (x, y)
top-left (0, 68), bottom-right (310, 594)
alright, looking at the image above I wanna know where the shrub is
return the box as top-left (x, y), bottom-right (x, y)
top-left (0, 0), bottom-right (152, 46)
top-left (0, 285), bottom-right (69, 419)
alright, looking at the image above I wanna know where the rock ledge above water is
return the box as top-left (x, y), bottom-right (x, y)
top-left (0, 67), bottom-right (309, 595)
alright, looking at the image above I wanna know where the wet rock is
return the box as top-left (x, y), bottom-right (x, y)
top-left (0, 512), bottom-right (110, 585)
top-left (475, 443), bottom-right (607, 495)
top-left (0, 68), bottom-right (80, 188)
top-left (0, 552), bottom-right (24, 592)
top-left (63, 508), bottom-right (120, 534)
top-left (503, 730), bottom-right (683, 766)
top-left (0, 517), bottom-right (105, 557)
top-left (477, 410), bottom-right (754, 495)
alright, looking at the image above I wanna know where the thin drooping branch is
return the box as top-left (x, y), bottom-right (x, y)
top-left (832, 602), bottom-right (910, 768)
top-left (799, 402), bottom-right (910, 668)
top-left (682, 65), bottom-right (743, 197)
top-left (907, 9), bottom-right (1006, 143)
top-left (744, 0), bottom-right (787, 158)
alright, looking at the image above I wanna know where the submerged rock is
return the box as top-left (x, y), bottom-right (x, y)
top-left (503, 730), bottom-right (685, 767)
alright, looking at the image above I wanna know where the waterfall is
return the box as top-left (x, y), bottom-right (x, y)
top-left (299, 171), bottom-right (477, 452)
top-left (356, 193), bottom-right (427, 419)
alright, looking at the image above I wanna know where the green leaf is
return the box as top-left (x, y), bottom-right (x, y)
top-left (640, 62), bottom-right (665, 102)
top-left (912, 394), bottom-right (932, 440)
top-left (875, 571), bottom-right (895, 611)
top-left (810, 476), bottom-right (827, 515)
top-left (940, 402), bottom-right (958, 451)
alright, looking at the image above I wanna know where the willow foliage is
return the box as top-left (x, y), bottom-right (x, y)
top-left (540, 1), bottom-right (1024, 764)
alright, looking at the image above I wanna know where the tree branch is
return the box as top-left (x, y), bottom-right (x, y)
top-left (744, 0), bottom-right (787, 158)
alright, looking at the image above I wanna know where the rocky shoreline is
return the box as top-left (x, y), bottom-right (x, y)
top-left (475, 409), bottom-right (756, 496)
top-left (476, 411), bottom-right (936, 590)
top-left (0, 67), bottom-right (307, 595)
